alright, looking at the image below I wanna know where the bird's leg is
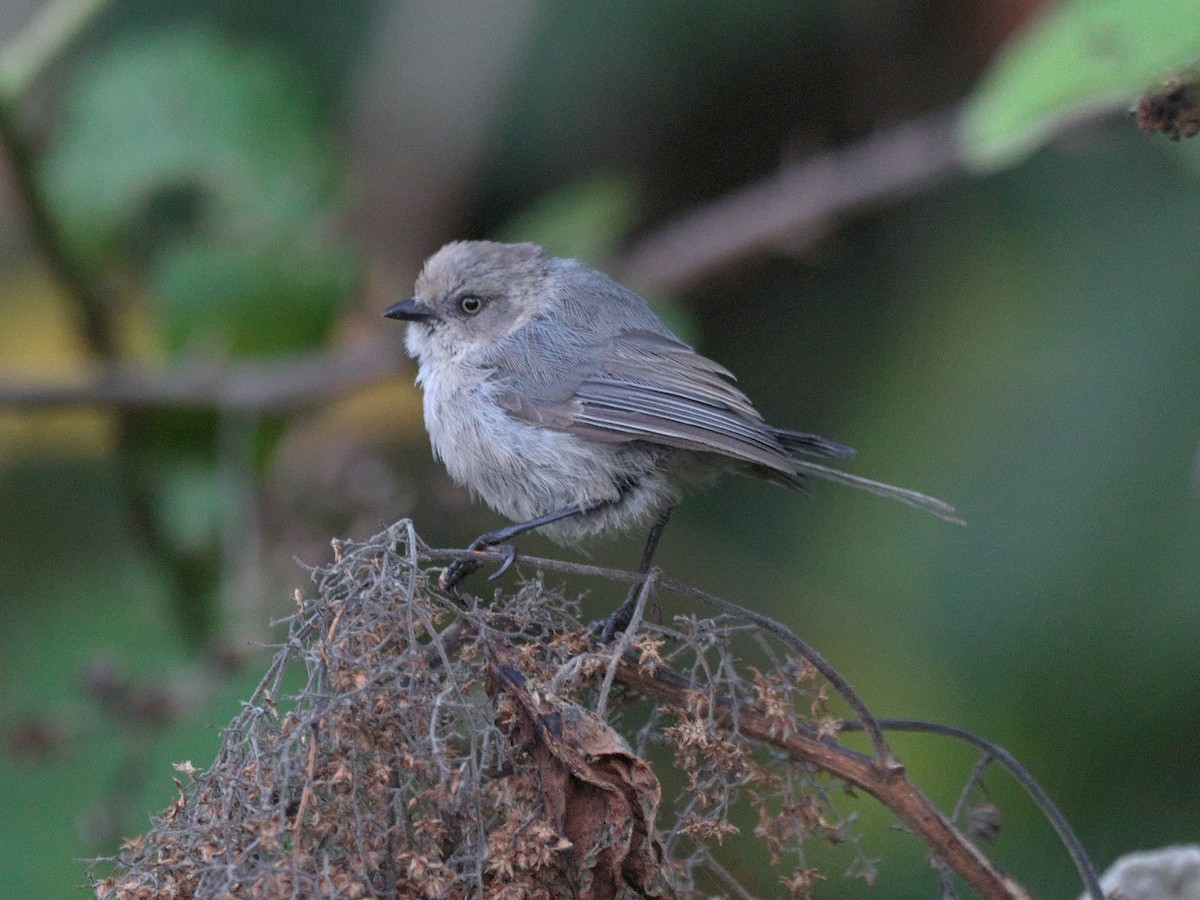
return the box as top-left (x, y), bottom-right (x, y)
top-left (600, 505), bottom-right (675, 641)
top-left (439, 499), bottom-right (612, 590)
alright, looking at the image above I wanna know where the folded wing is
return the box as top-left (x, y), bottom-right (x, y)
top-left (497, 327), bottom-right (961, 522)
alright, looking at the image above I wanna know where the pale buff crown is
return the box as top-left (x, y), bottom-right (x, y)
top-left (414, 241), bottom-right (549, 313)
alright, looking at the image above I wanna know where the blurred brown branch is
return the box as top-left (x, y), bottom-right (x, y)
top-left (0, 112), bottom-right (965, 415)
top-left (613, 108), bottom-right (965, 294)
top-left (0, 347), bottom-right (404, 413)
top-left (0, 0), bottom-right (119, 356)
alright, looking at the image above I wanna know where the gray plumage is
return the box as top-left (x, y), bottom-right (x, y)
top-left (390, 240), bottom-right (959, 546)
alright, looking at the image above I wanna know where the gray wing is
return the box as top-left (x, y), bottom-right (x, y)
top-left (494, 322), bottom-right (962, 523)
top-left (497, 325), bottom-right (827, 473)
top-left (562, 331), bottom-right (799, 470)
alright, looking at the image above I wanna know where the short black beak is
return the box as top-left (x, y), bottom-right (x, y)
top-left (382, 297), bottom-right (437, 322)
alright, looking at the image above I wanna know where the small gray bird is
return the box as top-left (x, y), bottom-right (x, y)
top-left (385, 241), bottom-right (959, 632)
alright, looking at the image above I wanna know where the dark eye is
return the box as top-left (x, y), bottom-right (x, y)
top-left (460, 296), bottom-right (484, 315)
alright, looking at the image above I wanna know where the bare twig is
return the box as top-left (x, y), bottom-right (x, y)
top-left (0, 0), bottom-right (119, 357)
top-left (845, 718), bottom-right (1105, 900)
top-left (616, 653), bottom-right (1030, 900)
top-left (422, 546), bottom-right (654, 585)
top-left (421, 545), bottom-right (894, 765)
top-left (699, 852), bottom-right (764, 900)
top-left (613, 109), bottom-right (965, 294)
top-left (595, 567), bottom-right (659, 719)
top-left (939, 748), bottom-right (998, 898)
top-left (0, 111), bottom-right (968, 414)
top-left (0, 349), bottom-right (407, 413)
top-left (419, 542), bottom-right (1100, 900)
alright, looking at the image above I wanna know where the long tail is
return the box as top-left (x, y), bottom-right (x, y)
top-left (792, 457), bottom-right (964, 524)
top-left (773, 427), bottom-right (857, 460)
top-left (767, 427), bottom-right (963, 523)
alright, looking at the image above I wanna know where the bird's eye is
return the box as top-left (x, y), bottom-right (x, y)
top-left (460, 296), bottom-right (484, 315)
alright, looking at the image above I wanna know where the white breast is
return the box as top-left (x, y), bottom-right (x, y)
top-left (407, 322), bottom-right (678, 543)
top-left (416, 350), bottom-right (629, 524)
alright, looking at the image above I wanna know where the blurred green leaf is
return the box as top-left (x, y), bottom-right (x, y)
top-left (495, 173), bottom-right (638, 265)
top-left (961, 0), bottom-right (1200, 170)
top-left (39, 27), bottom-right (358, 355)
top-left (152, 458), bottom-right (223, 553)
top-left (0, 454), bottom-right (318, 898)
top-left (152, 237), bottom-right (358, 355)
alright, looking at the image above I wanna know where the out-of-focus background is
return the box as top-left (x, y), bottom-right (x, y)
top-left (0, 0), bottom-right (1197, 896)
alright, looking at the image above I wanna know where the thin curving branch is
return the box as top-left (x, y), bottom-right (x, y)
top-left (612, 108), bottom-right (966, 294)
top-left (421, 545), bottom-right (893, 762)
top-left (0, 349), bottom-right (406, 413)
top-left (0, 111), bottom-right (969, 415)
top-left (415, 543), bottom-right (1103, 899)
top-left (614, 648), bottom-right (1030, 900)
top-left (0, 0), bottom-right (118, 356)
top-left (845, 718), bottom-right (1105, 900)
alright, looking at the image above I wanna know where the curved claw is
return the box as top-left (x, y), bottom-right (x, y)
top-left (438, 557), bottom-right (478, 591)
top-left (487, 544), bottom-right (518, 581)
top-left (595, 592), bottom-right (638, 643)
top-left (439, 541), bottom-right (519, 590)
top-left (586, 612), bottom-right (622, 644)
top-left (598, 615), bottom-right (622, 644)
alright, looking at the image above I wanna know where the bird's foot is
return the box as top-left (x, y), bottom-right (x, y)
top-left (439, 539), bottom-right (518, 590)
top-left (594, 591), bottom-right (638, 643)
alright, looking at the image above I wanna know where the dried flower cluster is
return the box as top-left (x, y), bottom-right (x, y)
top-left (1134, 70), bottom-right (1200, 140)
top-left (93, 523), bottom-right (889, 898)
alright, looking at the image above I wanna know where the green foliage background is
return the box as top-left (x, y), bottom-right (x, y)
top-left (1, 0), bottom-right (1198, 897)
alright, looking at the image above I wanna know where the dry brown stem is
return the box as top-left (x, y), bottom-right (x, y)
top-left (93, 524), bottom-right (1057, 899)
top-left (616, 657), bottom-right (1029, 900)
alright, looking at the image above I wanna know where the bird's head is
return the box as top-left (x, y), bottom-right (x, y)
top-left (384, 241), bottom-right (551, 361)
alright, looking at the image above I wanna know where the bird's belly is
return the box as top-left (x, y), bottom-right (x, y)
top-left (423, 379), bottom-right (673, 542)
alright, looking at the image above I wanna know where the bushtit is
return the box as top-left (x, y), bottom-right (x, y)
top-left (385, 241), bottom-right (959, 633)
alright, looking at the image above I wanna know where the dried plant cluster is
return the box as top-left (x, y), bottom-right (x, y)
top-left (1134, 69), bottom-right (1200, 140)
top-left (91, 523), bottom-right (955, 898)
